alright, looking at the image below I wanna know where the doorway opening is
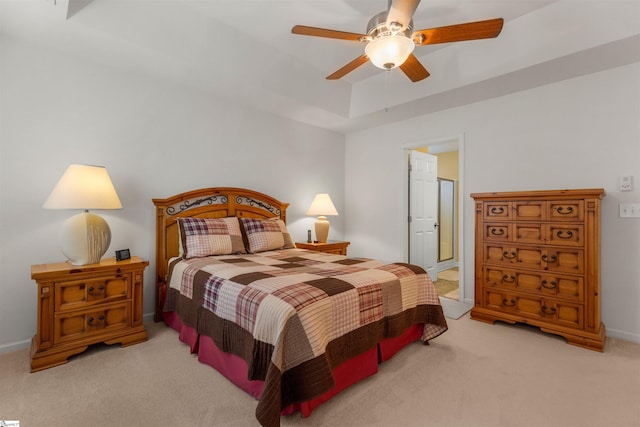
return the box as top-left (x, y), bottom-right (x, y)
top-left (403, 135), bottom-right (465, 303)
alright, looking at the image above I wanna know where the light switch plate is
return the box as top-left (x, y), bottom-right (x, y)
top-left (619, 203), bottom-right (640, 218)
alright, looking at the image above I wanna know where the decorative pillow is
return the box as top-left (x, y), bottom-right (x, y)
top-left (239, 217), bottom-right (295, 253)
top-left (177, 217), bottom-right (246, 258)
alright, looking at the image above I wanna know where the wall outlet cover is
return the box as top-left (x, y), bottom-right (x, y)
top-left (618, 176), bottom-right (633, 191)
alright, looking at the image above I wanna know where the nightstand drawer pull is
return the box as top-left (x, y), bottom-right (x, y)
top-left (490, 206), bottom-right (505, 214)
top-left (87, 285), bottom-right (106, 296)
top-left (503, 251), bottom-right (516, 259)
top-left (87, 315), bottom-right (105, 326)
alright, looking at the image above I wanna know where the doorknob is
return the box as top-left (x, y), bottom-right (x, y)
top-left (434, 223), bottom-right (439, 229)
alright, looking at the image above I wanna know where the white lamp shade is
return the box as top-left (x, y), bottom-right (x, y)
top-left (43, 164), bottom-right (122, 210)
top-left (365, 35), bottom-right (415, 70)
top-left (306, 194), bottom-right (338, 216)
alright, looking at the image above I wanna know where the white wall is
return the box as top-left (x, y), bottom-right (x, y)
top-left (345, 63), bottom-right (640, 343)
top-left (0, 38), bottom-right (345, 351)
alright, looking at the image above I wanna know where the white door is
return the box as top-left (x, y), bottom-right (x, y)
top-left (409, 150), bottom-right (439, 279)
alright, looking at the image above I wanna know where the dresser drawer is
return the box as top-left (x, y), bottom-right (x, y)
top-left (483, 202), bottom-right (511, 220)
top-left (55, 274), bottom-right (130, 312)
top-left (54, 302), bottom-right (131, 344)
top-left (513, 223), bottom-right (544, 244)
top-left (512, 223), bottom-right (584, 246)
top-left (484, 244), bottom-right (584, 274)
top-left (484, 267), bottom-right (584, 302)
top-left (548, 200), bottom-right (584, 221)
top-left (483, 223), bottom-right (512, 242)
top-left (513, 200), bottom-right (546, 221)
top-left (547, 224), bottom-right (584, 246)
top-left (484, 289), bottom-right (583, 329)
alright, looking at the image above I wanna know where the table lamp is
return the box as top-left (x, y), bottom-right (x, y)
top-left (43, 164), bottom-right (122, 265)
top-left (306, 193), bottom-right (338, 243)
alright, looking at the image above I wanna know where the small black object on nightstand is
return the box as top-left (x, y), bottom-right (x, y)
top-left (115, 249), bottom-right (131, 261)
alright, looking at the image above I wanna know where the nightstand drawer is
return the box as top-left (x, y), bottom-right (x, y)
top-left (54, 302), bottom-right (131, 344)
top-left (55, 274), bottom-right (130, 312)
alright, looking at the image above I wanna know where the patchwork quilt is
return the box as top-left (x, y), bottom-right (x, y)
top-left (164, 248), bottom-right (447, 427)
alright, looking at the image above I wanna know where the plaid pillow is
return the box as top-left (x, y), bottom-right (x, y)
top-left (239, 218), bottom-right (295, 253)
top-left (177, 217), bottom-right (246, 258)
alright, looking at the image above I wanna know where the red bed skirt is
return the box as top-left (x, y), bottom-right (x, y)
top-left (163, 311), bottom-right (422, 418)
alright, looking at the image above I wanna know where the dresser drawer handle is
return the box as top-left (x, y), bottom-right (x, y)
top-left (88, 285), bottom-right (106, 296)
top-left (555, 206), bottom-right (574, 215)
top-left (491, 228), bottom-right (505, 236)
top-left (502, 298), bottom-right (516, 307)
top-left (490, 207), bottom-right (505, 215)
top-left (541, 305), bottom-right (557, 315)
top-left (541, 280), bottom-right (557, 289)
top-left (502, 275), bottom-right (516, 283)
top-left (541, 254), bottom-right (557, 263)
top-left (555, 230), bottom-right (573, 239)
top-left (503, 251), bottom-right (516, 259)
top-left (87, 315), bottom-right (105, 326)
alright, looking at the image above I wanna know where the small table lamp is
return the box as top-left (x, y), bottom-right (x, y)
top-left (306, 193), bottom-right (338, 243)
top-left (43, 164), bottom-right (122, 265)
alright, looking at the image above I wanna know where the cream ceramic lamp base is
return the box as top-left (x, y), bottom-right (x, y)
top-left (314, 216), bottom-right (330, 243)
top-left (59, 211), bottom-right (111, 265)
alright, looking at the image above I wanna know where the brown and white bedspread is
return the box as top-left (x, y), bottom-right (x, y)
top-left (164, 248), bottom-right (447, 427)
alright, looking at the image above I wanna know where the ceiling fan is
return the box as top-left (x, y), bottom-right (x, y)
top-left (292, 0), bottom-right (504, 82)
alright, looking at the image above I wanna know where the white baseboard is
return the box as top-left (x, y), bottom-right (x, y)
top-left (606, 327), bottom-right (640, 344)
top-left (0, 338), bottom-right (31, 354)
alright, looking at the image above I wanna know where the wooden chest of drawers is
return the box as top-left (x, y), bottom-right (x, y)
top-left (470, 189), bottom-right (605, 351)
top-left (30, 257), bottom-right (149, 371)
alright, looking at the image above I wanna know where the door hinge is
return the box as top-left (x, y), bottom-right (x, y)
top-left (408, 215), bottom-right (412, 223)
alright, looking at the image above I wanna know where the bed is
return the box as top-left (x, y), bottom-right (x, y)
top-left (153, 187), bottom-right (447, 427)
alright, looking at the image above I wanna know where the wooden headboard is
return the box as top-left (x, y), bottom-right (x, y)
top-left (152, 187), bottom-right (289, 321)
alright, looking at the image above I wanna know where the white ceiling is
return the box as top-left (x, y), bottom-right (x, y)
top-left (1, 0), bottom-right (639, 133)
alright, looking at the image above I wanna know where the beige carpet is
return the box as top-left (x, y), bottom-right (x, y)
top-left (1, 319), bottom-right (639, 427)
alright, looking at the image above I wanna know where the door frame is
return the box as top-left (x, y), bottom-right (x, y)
top-left (401, 134), bottom-right (467, 303)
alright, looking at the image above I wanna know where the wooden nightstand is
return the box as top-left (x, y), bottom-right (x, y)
top-left (296, 241), bottom-right (350, 256)
top-left (30, 256), bottom-right (149, 372)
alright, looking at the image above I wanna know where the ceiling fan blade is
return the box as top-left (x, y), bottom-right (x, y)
top-left (414, 18), bottom-right (504, 46)
top-left (399, 54), bottom-right (430, 82)
top-left (292, 25), bottom-right (365, 42)
top-left (387, 0), bottom-right (421, 31)
top-left (326, 54), bottom-right (370, 80)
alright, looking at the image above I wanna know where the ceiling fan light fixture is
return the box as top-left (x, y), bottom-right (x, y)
top-left (365, 34), bottom-right (415, 70)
